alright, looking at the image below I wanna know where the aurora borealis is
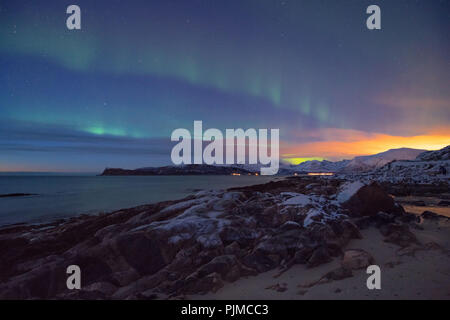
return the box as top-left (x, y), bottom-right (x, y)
top-left (0, 0), bottom-right (449, 172)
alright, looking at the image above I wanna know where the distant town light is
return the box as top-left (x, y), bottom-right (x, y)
top-left (307, 172), bottom-right (334, 176)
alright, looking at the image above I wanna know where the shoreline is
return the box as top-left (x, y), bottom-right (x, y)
top-left (0, 176), bottom-right (449, 299)
top-left (0, 175), bottom-right (283, 228)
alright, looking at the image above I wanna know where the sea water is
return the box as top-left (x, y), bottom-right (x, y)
top-left (0, 174), bottom-right (277, 226)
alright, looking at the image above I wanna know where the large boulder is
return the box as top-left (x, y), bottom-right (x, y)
top-left (341, 182), bottom-right (404, 217)
top-left (341, 249), bottom-right (374, 270)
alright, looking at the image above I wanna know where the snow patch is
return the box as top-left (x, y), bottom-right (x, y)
top-left (282, 194), bottom-right (312, 206)
top-left (303, 208), bottom-right (323, 227)
top-left (337, 181), bottom-right (365, 203)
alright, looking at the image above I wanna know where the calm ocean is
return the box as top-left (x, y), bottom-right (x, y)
top-left (0, 174), bottom-right (277, 226)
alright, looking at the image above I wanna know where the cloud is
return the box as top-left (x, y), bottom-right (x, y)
top-left (282, 127), bottom-right (450, 160)
top-left (379, 96), bottom-right (449, 111)
top-left (0, 120), bottom-right (172, 156)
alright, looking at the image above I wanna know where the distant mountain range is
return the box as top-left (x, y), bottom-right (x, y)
top-left (288, 159), bottom-right (350, 173)
top-left (282, 148), bottom-right (426, 173)
top-left (101, 146), bottom-right (449, 176)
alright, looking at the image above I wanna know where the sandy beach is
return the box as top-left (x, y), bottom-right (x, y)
top-left (193, 217), bottom-right (450, 300)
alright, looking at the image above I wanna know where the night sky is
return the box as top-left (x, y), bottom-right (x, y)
top-left (0, 0), bottom-right (449, 172)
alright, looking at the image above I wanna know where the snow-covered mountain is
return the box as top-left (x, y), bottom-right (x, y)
top-left (342, 148), bottom-right (426, 172)
top-left (290, 159), bottom-right (350, 173)
top-left (339, 145), bottom-right (450, 184)
top-left (284, 148), bottom-right (425, 174)
top-left (234, 146), bottom-right (449, 178)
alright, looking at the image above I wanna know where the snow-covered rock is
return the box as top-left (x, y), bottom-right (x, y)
top-left (336, 181), bottom-right (365, 203)
top-left (416, 145), bottom-right (450, 161)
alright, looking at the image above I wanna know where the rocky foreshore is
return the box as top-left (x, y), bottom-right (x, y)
top-left (0, 176), bottom-right (448, 299)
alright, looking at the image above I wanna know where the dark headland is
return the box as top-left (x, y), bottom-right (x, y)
top-left (101, 164), bottom-right (255, 176)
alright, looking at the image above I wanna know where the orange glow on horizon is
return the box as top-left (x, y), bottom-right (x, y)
top-left (282, 128), bottom-right (450, 160)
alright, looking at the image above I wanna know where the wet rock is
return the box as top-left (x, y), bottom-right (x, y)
top-left (241, 251), bottom-right (279, 273)
top-left (374, 211), bottom-right (396, 224)
top-left (70, 255), bottom-right (113, 287)
top-left (0, 254), bottom-right (87, 299)
top-left (115, 233), bottom-right (168, 276)
top-left (194, 255), bottom-right (243, 282)
top-left (224, 241), bottom-right (242, 256)
top-left (112, 271), bottom-right (169, 299)
top-left (292, 246), bottom-right (316, 264)
top-left (278, 221), bottom-right (302, 232)
top-left (307, 246), bottom-right (332, 268)
top-left (256, 205), bottom-right (279, 227)
top-left (340, 220), bottom-right (363, 240)
top-left (183, 272), bottom-right (224, 295)
top-left (327, 220), bottom-right (362, 247)
top-left (352, 216), bottom-right (374, 229)
top-left (84, 281), bottom-right (117, 295)
top-left (341, 249), bottom-right (374, 270)
top-left (219, 226), bottom-right (260, 247)
top-left (397, 212), bottom-right (420, 223)
top-left (254, 229), bottom-right (305, 259)
top-left (193, 248), bottom-right (226, 267)
top-left (380, 223), bottom-right (419, 247)
top-left (421, 211), bottom-right (440, 220)
top-left (111, 270), bottom-right (140, 287)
